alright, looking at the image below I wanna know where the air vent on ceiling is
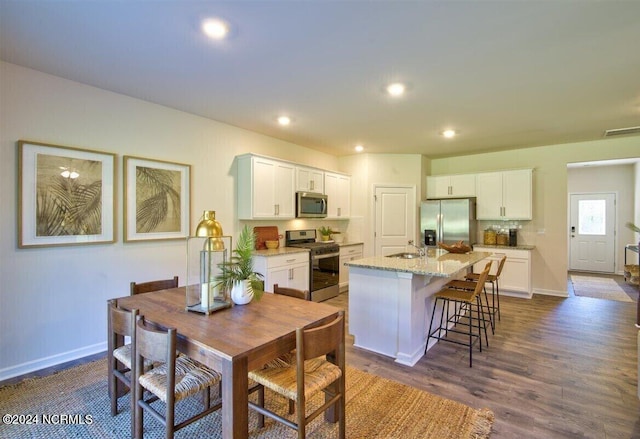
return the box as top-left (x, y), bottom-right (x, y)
top-left (603, 126), bottom-right (640, 137)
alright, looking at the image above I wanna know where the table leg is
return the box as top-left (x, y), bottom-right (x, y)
top-left (222, 357), bottom-right (249, 439)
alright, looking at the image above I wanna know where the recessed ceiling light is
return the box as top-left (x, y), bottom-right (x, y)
top-left (442, 129), bottom-right (456, 138)
top-left (354, 145), bottom-right (364, 152)
top-left (277, 116), bottom-right (291, 126)
top-left (202, 18), bottom-right (230, 40)
top-left (386, 82), bottom-right (406, 97)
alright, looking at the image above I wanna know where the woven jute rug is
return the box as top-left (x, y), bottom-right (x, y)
top-left (0, 359), bottom-right (493, 438)
top-left (570, 275), bottom-right (634, 302)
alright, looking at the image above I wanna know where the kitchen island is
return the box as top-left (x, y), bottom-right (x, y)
top-left (346, 249), bottom-right (492, 366)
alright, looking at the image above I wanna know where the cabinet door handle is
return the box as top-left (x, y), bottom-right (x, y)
top-left (310, 180), bottom-right (314, 191)
top-left (289, 268), bottom-right (293, 280)
top-left (337, 207), bottom-right (341, 217)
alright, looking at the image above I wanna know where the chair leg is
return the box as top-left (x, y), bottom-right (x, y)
top-left (425, 298), bottom-right (439, 354)
top-left (468, 299), bottom-right (473, 367)
top-left (296, 398), bottom-right (305, 439)
top-left (482, 287), bottom-right (495, 334)
top-left (108, 358), bottom-right (117, 416)
top-left (496, 280), bottom-right (501, 321)
top-left (257, 386), bottom-right (265, 428)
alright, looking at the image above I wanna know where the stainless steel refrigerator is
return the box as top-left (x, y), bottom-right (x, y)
top-left (420, 198), bottom-right (477, 246)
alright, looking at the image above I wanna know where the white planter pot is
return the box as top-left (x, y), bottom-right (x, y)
top-left (231, 279), bottom-right (253, 305)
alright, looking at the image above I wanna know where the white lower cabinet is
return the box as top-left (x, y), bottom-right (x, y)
top-left (253, 252), bottom-right (309, 293)
top-left (472, 246), bottom-right (532, 297)
top-left (339, 244), bottom-right (363, 292)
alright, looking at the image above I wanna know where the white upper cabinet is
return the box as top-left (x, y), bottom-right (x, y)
top-left (295, 166), bottom-right (324, 193)
top-left (476, 169), bottom-right (532, 220)
top-left (427, 174), bottom-right (476, 198)
top-left (324, 172), bottom-right (350, 219)
top-left (237, 155), bottom-right (295, 219)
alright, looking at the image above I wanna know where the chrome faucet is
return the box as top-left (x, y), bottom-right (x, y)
top-left (408, 240), bottom-right (426, 257)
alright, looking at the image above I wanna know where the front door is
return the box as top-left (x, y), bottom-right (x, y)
top-left (569, 192), bottom-right (616, 272)
top-left (374, 185), bottom-right (416, 256)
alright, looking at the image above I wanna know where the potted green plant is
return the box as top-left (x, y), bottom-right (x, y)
top-left (216, 225), bottom-right (264, 304)
top-left (318, 226), bottom-right (334, 241)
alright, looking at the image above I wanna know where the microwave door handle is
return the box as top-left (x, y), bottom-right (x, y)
top-left (322, 198), bottom-right (327, 213)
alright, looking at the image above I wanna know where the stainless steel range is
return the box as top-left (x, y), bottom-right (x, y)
top-left (285, 229), bottom-right (340, 302)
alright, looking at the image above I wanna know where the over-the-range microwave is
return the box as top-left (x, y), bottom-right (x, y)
top-left (296, 192), bottom-right (328, 218)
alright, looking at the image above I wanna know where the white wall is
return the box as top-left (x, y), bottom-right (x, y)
top-left (567, 164), bottom-right (636, 274)
top-left (338, 153), bottom-right (427, 257)
top-left (0, 62), bottom-right (339, 379)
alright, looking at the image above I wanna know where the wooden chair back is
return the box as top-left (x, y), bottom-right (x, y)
top-left (298, 311), bottom-right (345, 362)
top-left (274, 283), bottom-right (311, 301)
top-left (108, 299), bottom-right (138, 341)
top-left (130, 276), bottom-right (178, 295)
top-left (495, 255), bottom-right (507, 277)
top-left (470, 263), bottom-right (491, 299)
top-left (135, 316), bottom-right (177, 365)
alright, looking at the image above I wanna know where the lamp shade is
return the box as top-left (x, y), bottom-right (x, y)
top-left (195, 210), bottom-right (223, 238)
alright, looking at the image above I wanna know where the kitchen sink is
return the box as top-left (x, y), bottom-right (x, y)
top-left (386, 252), bottom-right (422, 259)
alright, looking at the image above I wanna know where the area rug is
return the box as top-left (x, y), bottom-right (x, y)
top-left (0, 358), bottom-right (493, 438)
top-left (570, 275), bottom-right (633, 302)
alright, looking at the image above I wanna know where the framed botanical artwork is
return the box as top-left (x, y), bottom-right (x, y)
top-left (18, 140), bottom-right (116, 248)
top-left (124, 156), bottom-right (191, 242)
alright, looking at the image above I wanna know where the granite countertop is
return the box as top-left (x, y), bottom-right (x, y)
top-left (253, 247), bottom-right (309, 257)
top-left (473, 244), bottom-right (536, 251)
top-left (338, 241), bottom-right (364, 246)
top-left (345, 249), bottom-right (493, 277)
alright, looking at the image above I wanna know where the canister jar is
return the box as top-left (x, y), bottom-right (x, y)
top-left (496, 233), bottom-right (509, 246)
top-left (483, 229), bottom-right (497, 245)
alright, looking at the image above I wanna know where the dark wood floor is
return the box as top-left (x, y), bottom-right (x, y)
top-left (4, 275), bottom-right (639, 438)
top-left (326, 276), bottom-right (640, 439)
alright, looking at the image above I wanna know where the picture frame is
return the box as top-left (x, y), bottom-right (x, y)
top-left (124, 156), bottom-right (191, 242)
top-left (18, 140), bottom-right (116, 248)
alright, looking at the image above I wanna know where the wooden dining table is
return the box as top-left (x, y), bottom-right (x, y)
top-left (114, 287), bottom-right (342, 438)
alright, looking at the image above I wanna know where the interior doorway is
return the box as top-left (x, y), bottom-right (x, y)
top-left (569, 192), bottom-right (616, 273)
top-left (373, 185), bottom-right (416, 256)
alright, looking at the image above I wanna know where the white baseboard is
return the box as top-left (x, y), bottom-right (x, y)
top-left (501, 290), bottom-right (533, 299)
top-left (0, 342), bottom-right (106, 382)
top-left (533, 288), bottom-right (569, 298)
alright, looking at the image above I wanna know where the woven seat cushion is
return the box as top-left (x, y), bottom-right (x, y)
top-left (465, 272), bottom-right (497, 282)
top-left (446, 280), bottom-right (477, 291)
top-left (139, 356), bottom-right (221, 403)
top-left (261, 351), bottom-right (295, 369)
top-left (112, 344), bottom-right (153, 369)
top-left (435, 288), bottom-right (476, 303)
top-left (248, 357), bottom-right (342, 401)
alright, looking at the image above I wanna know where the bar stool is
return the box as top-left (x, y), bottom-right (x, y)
top-left (446, 261), bottom-right (495, 335)
top-left (465, 255), bottom-right (506, 322)
top-left (425, 264), bottom-right (491, 367)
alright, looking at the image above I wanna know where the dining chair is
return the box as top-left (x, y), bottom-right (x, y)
top-left (273, 283), bottom-right (311, 301)
top-left (248, 311), bottom-right (346, 439)
top-left (107, 299), bottom-right (139, 422)
top-left (133, 316), bottom-right (222, 439)
top-left (130, 276), bottom-right (178, 295)
top-left (425, 264), bottom-right (491, 367)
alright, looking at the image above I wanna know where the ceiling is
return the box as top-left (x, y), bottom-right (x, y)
top-left (1, 1), bottom-right (639, 158)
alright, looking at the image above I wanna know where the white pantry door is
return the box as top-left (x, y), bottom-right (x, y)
top-left (374, 186), bottom-right (416, 256)
top-left (569, 193), bottom-right (616, 272)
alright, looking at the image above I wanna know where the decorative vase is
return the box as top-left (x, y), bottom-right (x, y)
top-left (321, 235), bottom-right (330, 241)
top-left (231, 279), bottom-right (253, 305)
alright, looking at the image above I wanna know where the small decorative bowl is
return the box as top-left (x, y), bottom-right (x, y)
top-left (265, 240), bottom-right (279, 249)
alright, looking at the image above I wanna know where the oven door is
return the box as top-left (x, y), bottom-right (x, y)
top-left (310, 252), bottom-right (339, 299)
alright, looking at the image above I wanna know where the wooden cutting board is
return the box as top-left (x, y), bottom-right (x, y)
top-left (253, 226), bottom-right (279, 250)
